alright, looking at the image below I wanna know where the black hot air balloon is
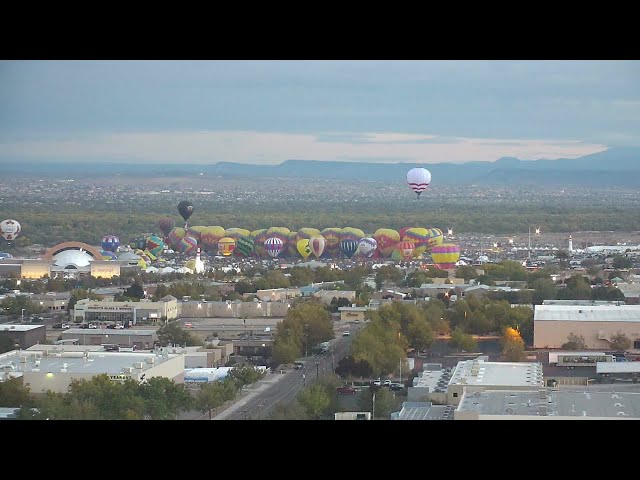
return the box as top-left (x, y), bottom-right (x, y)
top-left (177, 200), bottom-right (194, 228)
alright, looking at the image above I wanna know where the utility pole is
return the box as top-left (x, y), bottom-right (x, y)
top-left (399, 358), bottom-right (402, 384)
top-left (316, 361), bottom-right (319, 380)
top-left (372, 388), bottom-right (376, 420)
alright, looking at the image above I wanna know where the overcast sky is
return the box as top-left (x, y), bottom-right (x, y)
top-left (1, 60), bottom-right (638, 165)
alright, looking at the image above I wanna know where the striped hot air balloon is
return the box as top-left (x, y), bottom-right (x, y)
top-left (431, 244), bottom-right (461, 269)
top-left (264, 237), bottom-right (284, 258)
top-left (236, 236), bottom-right (255, 256)
top-left (406, 167), bottom-right (431, 198)
top-left (179, 236), bottom-right (198, 255)
top-left (398, 240), bottom-right (415, 261)
top-left (340, 239), bottom-right (359, 258)
top-left (357, 237), bottom-right (377, 258)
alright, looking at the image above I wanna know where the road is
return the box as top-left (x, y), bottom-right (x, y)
top-left (214, 322), bottom-right (363, 420)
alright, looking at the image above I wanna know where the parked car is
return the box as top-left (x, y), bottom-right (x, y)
top-left (383, 380), bottom-right (392, 387)
top-left (389, 383), bottom-right (404, 391)
top-left (373, 379), bottom-right (381, 386)
top-left (336, 386), bottom-right (357, 395)
top-left (342, 330), bottom-right (350, 337)
top-left (61, 324), bottom-right (70, 329)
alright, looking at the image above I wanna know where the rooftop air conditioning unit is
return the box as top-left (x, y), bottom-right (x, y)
top-left (146, 357), bottom-right (155, 364)
top-left (134, 362), bottom-right (144, 369)
top-left (123, 367), bottom-right (134, 374)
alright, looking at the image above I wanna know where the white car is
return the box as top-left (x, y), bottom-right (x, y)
top-left (342, 331), bottom-right (350, 337)
top-left (61, 324), bottom-right (70, 329)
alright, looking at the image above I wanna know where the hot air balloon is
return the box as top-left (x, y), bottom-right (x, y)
top-left (286, 231), bottom-right (298, 257)
top-left (357, 237), bottom-right (378, 258)
top-left (297, 239), bottom-right (312, 260)
top-left (224, 228), bottom-right (251, 241)
top-left (167, 227), bottom-right (186, 250)
top-left (309, 236), bottom-right (326, 259)
top-left (402, 227), bottom-right (430, 257)
top-left (295, 228), bottom-right (322, 255)
top-left (373, 228), bottom-right (400, 258)
top-left (101, 235), bottom-right (120, 253)
top-left (250, 229), bottom-right (269, 257)
top-left (0, 219), bottom-right (21, 242)
top-left (340, 227), bottom-right (365, 244)
top-left (179, 236), bottom-right (198, 255)
top-left (321, 228), bottom-right (342, 258)
top-left (158, 217), bottom-right (175, 237)
top-left (431, 244), bottom-right (461, 269)
top-left (264, 237), bottom-right (284, 258)
top-left (146, 235), bottom-right (165, 257)
top-left (426, 228), bottom-right (444, 248)
top-left (340, 239), bottom-right (359, 258)
top-left (100, 250), bottom-right (118, 260)
top-left (218, 237), bottom-right (236, 256)
top-left (236, 236), bottom-right (255, 256)
top-left (200, 226), bottom-right (226, 252)
top-left (177, 200), bottom-right (194, 228)
top-left (398, 240), bottom-right (415, 261)
top-left (406, 167), bottom-right (431, 198)
top-left (186, 226), bottom-right (207, 243)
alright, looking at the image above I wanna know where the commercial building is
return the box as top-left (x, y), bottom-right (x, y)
top-left (334, 412), bottom-right (372, 420)
top-left (73, 296), bottom-right (178, 324)
top-left (179, 300), bottom-right (289, 318)
top-left (31, 293), bottom-right (71, 311)
top-left (0, 324), bottom-right (46, 349)
top-left (0, 347), bottom-right (185, 394)
top-left (255, 288), bottom-right (301, 302)
top-left (454, 389), bottom-right (640, 420)
top-left (61, 328), bottom-right (157, 349)
top-left (615, 283), bottom-right (640, 305)
top-left (338, 306), bottom-right (368, 322)
top-left (313, 290), bottom-right (356, 305)
top-left (391, 402), bottom-right (454, 420)
top-left (446, 358), bottom-right (544, 405)
top-left (533, 304), bottom-right (640, 349)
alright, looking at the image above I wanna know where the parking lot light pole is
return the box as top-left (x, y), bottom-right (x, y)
top-left (21, 308), bottom-right (25, 324)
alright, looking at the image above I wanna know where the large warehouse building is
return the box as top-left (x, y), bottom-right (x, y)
top-left (534, 305), bottom-right (640, 349)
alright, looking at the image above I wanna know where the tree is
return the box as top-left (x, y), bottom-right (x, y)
top-left (228, 364), bottom-right (266, 388)
top-left (0, 377), bottom-right (32, 407)
top-left (272, 337), bottom-right (300, 365)
top-left (298, 384), bottom-right (331, 419)
top-left (449, 328), bottom-right (477, 352)
top-left (268, 399), bottom-right (309, 420)
top-left (157, 322), bottom-right (195, 347)
top-left (125, 282), bottom-right (145, 299)
top-left (611, 256), bottom-right (632, 270)
top-left (455, 265), bottom-right (479, 282)
top-left (561, 332), bottom-right (587, 350)
top-left (407, 316), bottom-right (434, 352)
top-left (475, 274), bottom-right (495, 286)
top-left (501, 327), bottom-right (526, 362)
top-left (357, 386), bottom-right (399, 420)
top-left (196, 382), bottom-right (226, 420)
top-left (138, 376), bottom-right (193, 419)
top-left (609, 332), bottom-right (632, 351)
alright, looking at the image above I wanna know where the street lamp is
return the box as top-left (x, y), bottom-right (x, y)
top-left (21, 308), bottom-right (25, 324)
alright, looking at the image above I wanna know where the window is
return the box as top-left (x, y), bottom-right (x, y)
top-left (453, 392), bottom-right (458, 398)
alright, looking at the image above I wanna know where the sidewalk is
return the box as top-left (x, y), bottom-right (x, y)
top-left (213, 370), bottom-right (290, 420)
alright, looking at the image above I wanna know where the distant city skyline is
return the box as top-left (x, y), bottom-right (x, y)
top-left (1, 60), bottom-right (638, 165)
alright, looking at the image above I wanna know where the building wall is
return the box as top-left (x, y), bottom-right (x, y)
top-left (20, 262), bottom-right (51, 279)
top-left (180, 301), bottom-right (289, 318)
top-left (534, 320), bottom-right (640, 349)
top-left (340, 310), bottom-right (366, 322)
top-left (134, 354), bottom-right (185, 382)
top-left (256, 289), bottom-right (300, 302)
top-left (23, 371), bottom-right (95, 394)
top-left (314, 290), bottom-right (356, 305)
top-left (0, 326), bottom-right (46, 349)
top-left (90, 262), bottom-right (121, 279)
top-left (61, 331), bottom-right (156, 348)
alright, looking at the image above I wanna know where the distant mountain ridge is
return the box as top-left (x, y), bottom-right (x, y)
top-left (2, 147), bottom-right (639, 186)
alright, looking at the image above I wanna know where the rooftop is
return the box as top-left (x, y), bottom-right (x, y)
top-left (391, 402), bottom-right (454, 420)
top-left (0, 324), bottom-right (45, 332)
top-left (457, 389), bottom-right (640, 418)
top-left (450, 359), bottom-right (544, 388)
top-left (0, 349), bottom-right (180, 375)
top-left (64, 328), bottom-right (155, 336)
top-left (534, 304), bottom-right (640, 323)
top-left (412, 366), bottom-right (449, 393)
top-left (597, 362), bottom-right (640, 374)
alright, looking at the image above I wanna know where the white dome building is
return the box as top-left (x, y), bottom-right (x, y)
top-left (52, 249), bottom-right (95, 269)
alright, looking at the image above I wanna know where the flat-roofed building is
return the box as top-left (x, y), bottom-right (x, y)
top-left (256, 288), bottom-right (301, 302)
top-left (455, 389), bottom-right (640, 420)
top-left (338, 306), bottom-right (368, 322)
top-left (391, 402), bottom-right (454, 420)
top-left (179, 300), bottom-right (290, 318)
top-left (0, 348), bottom-right (185, 394)
top-left (534, 304), bottom-right (640, 349)
top-left (61, 328), bottom-right (157, 349)
top-left (313, 290), bottom-right (356, 305)
top-left (73, 295), bottom-right (178, 324)
top-left (447, 358), bottom-right (544, 405)
top-left (0, 324), bottom-right (46, 349)
top-left (31, 293), bottom-right (71, 311)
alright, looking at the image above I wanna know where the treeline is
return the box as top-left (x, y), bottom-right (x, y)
top-left (3, 200), bottom-right (640, 248)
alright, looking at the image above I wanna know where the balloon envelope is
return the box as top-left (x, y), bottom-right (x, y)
top-left (321, 228), bottom-right (342, 257)
top-left (101, 235), bottom-right (120, 253)
top-left (398, 240), bottom-right (415, 261)
top-left (297, 239), bottom-right (312, 260)
top-left (264, 237), bottom-right (284, 258)
top-left (406, 168), bottom-right (432, 197)
top-left (218, 237), bottom-right (236, 256)
top-left (179, 236), bottom-right (198, 255)
top-left (201, 226), bottom-right (225, 252)
top-left (0, 219), bottom-right (21, 241)
top-left (146, 236), bottom-right (165, 257)
top-left (309, 236), bottom-right (326, 259)
top-left (357, 237), bottom-right (378, 258)
top-left (373, 228), bottom-right (400, 258)
top-left (340, 239), bottom-right (359, 258)
top-left (236, 236), bottom-right (255, 256)
top-left (431, 243), bottom-right (461, 268)
top-left (177, 200), bottom-right (194, 222)
top-left (158, 217), bottom-right (175, 237)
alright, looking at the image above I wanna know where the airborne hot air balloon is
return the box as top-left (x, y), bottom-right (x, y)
top-left (218, 237), bottom-right (236, 256)
top-left (309, 236), bottom-right (326, 259)
top-left (264, 237), bottom-right (284, 258)
top-left (158, 217), bottom-right (176, 237)
top-left (177, 200), bottom-right (194, 228)
top-left (340, 239), bottom-right (359, 258)
top-left (431, 244), bottom-right (461, 269)
top-left (406, 167), bottom-right (432, 198)
top-left (357, 237), bottom-right (378, 258)
top-left (101, 235), bottom-right (120, 253)
top-left (297, 239), bottom-right (312, 260)
top-left (0, 219), bottom-right (21, 242)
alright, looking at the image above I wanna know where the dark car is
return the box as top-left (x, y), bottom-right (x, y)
top-left (336, 386), bottom-right (357, 395)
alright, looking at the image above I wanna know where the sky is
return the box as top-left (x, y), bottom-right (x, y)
top-left (0, 60), bottom-right (638, 165)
